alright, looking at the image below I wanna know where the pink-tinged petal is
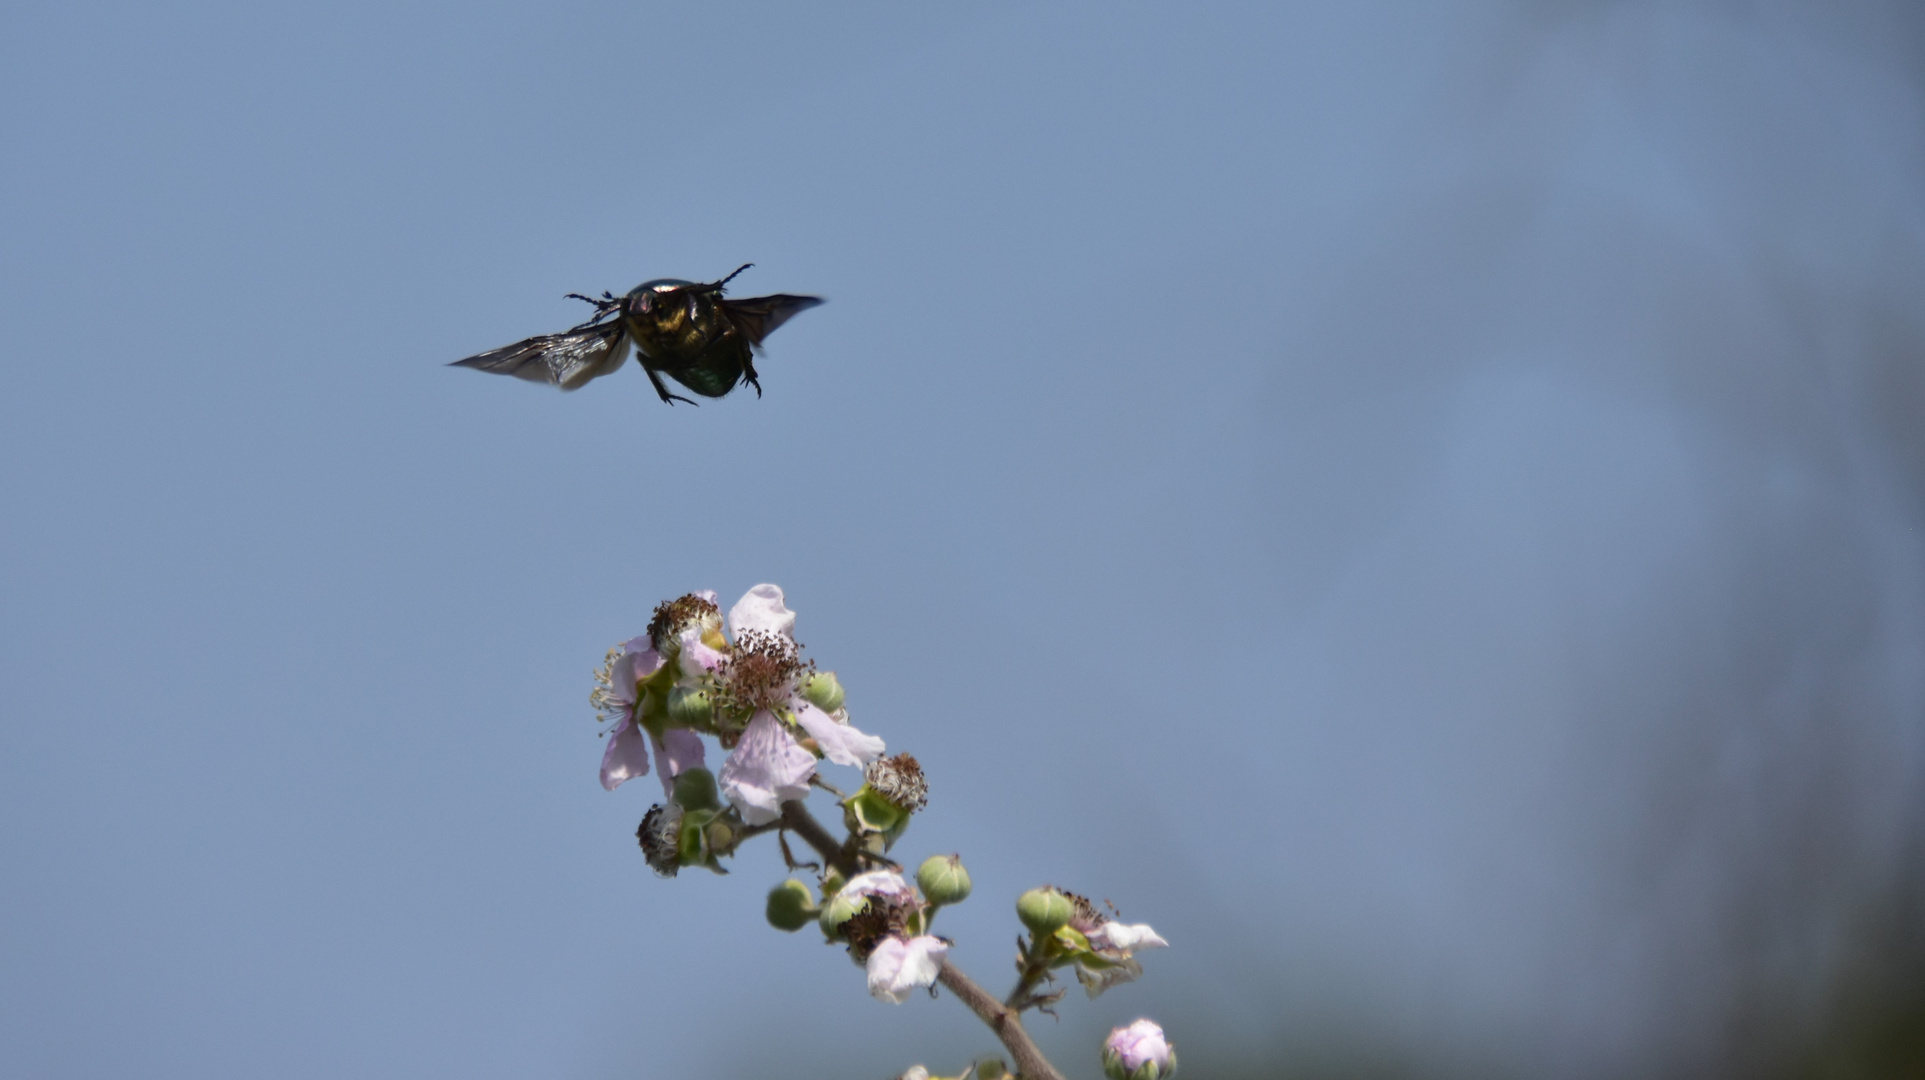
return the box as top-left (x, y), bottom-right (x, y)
top-left (794, 702), bottom-right (885, 767)
top-left (1104, 1020), bottom-right (1176, 1073)
top-left (691, 589), bottom-right (718, 605)
top-left (717, 710), bottom-right (816, 825)
top-left (599, 720), bottom-right (651, 792)
top-left (652, 728), bottom-right (708, 798)
top-left (865, 935), bottom-right (949, 1004)
top-left (834, 869), bottom-right (913, 904)
top-left (677, 627), bottom-right (727, 678)
top-left (1088, 922), bottom-right (1168, 953)
top-left (728, 583), bottom-right (796, 640)
top-left (613, 645), bottom-right (664, 705)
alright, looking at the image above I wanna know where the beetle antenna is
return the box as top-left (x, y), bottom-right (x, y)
top-left (716, 263), bottom-right (753, 289)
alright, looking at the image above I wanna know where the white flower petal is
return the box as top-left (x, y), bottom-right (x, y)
top-left (835, 869), bottom-right (913, 904)
top-left (728, 583), bottom-right (797, 640)
top-left (794, 702), bottom-right (885, 766)
top-left (717, 710), bottom-right (816, 825)
top-left (599, 719), bottom-right (650, 792)
top-left (611, 644), bottom-right (663, 707)
top-left (866, 935), bottom-right (949, 1004)
top-left (1088, 922), bottom-right (1168, 953)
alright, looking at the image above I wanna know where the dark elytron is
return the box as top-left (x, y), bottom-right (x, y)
top-left (449, 265), bottom-right (822, 404)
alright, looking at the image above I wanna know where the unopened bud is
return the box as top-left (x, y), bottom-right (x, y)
top-left (1017, 887), bottom-right (1074, 936)
top-left (975, 1059), bottom-right (1008, 1080)
top-left (802, 670), bottom-right (845, 714)
top-left (765, 879), bottom-right (818, 932)
top-left (667, 686), bottom-right (713, 728)
top-left (1102, 1019), bottom-right (1177, 1080)
top-left (917, 854), bottom-right (972, 906)
top-left (672, 766), bottom-right (720, 811)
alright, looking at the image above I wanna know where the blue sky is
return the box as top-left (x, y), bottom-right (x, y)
top-left (3, 4), bottom-right (1923, 1078)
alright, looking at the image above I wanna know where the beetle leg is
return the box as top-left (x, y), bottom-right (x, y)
top-left (642, 364), bottom-right (698, 406)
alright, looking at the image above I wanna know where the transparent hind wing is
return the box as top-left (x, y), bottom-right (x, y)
top-left (450, 323), bottom-right (630, 391)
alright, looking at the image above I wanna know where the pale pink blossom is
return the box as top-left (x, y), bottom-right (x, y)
top-left (716, 710), bottom-right (817, 824)
top-left (595, 639), bottom-right (663, 792)
top-left (866, 935), bottom-right (949, 1004)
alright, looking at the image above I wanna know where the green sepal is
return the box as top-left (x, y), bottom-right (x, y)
top-left (846, 785), bottom-right (910, 849)
top-left (671, 767), bottom-right (720, 811)
top-left (677, 808), bottom-right (716, 868)
top-left (634, 674), bottom-right (674, 742)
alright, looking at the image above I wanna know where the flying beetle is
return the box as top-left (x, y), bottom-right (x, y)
top-left (449, 264), bottom-right (822, 404)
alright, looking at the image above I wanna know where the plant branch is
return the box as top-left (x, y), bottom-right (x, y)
top-left (937, 960), bottom-right (1065, 1080)
top-left (778, 800), bottom-right (861, 878)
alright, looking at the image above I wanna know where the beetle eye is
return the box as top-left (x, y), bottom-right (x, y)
top-left (632, 294), bottom-right (652, 314)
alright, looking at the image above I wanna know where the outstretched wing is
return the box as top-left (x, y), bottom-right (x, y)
top-left (717, 294), bottom-right (824, 349)
top-left (449, 322), bottom-right (630, 391)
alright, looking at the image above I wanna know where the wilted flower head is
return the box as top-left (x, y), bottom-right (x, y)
top-left (647, 591), bottom-right (721, 654)
top-left (1102, 1019), bottom-right (1176, 1080)
top-left (865, 753), bottom-right (928, 812)
top-left (636, 803), bottom-right (682, 877)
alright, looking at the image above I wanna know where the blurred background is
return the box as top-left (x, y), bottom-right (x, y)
top-left (2, 2), bottom-right (1922, 1077)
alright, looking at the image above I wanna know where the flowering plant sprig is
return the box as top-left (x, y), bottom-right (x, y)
top-left (592, 585), bottom-right (1177, 1080)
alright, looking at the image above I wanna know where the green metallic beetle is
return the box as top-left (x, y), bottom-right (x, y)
top-left (449, 264), bottom-right (822, 404)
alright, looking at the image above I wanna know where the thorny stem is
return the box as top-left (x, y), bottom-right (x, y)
top-left (938, 961), bottom-right (1067, 1080)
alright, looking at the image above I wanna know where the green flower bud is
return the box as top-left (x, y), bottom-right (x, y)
top-left (820, 868), bottom-right (847, 897)
top-left (671, 766), bottom-right (720, 811)
top-left (818, 890), bottom-right (868, 939)
top-left (917, 854), bottom-right (972, 906)
top-left (801, 670), bottom-right (845, 714)
top-left (975, 1059), bottom-right (1008, 1080)
top-left (765, 878), bottom-right (818, 932)
top-left (667, 686), bottom-right (713, 728)
top-left (1017, 887), bottom-right (1074, 936)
